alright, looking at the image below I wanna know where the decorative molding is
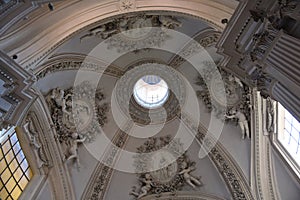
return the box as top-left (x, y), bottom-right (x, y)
top-left (0, 0), bottom-right (18, 16)
top-left (35, 55), bottom-right (124, 80)
top-left (252, 89), bottom-right (279, 200)
top-left (0, 1), bottom-right (236, 68)
top-left (141, 191), bottom-right (225, 200)
top-left (25, 94), bottom-right (76, 200)
top-left (0, 51), bottom-right (37, 130)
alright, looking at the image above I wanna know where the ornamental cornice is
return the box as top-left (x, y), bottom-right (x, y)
top-left (35, 53), bottom-right (124, 80)
top-left (0, 0), bottom-right (236, 69)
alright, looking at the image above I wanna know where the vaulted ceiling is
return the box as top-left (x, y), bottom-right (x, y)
top-left (2, 1), bottom-right (299, 200)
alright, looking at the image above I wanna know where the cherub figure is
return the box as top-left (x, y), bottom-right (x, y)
top-left (130, 173), bottom-right (153, 199)
top-left (23, 119), bottom-right (46, 168)
top-left (179, 161), bottom-right (202, 188)
top-left (80, 25), bottom-right (106, 42)
top-left (65, 132), bottom-right (86, 169)
top-left (158, 16), bottom-right (182, 29)
top-left (225, 110), bottom-right (250, 139)
top-left (50, 88), bottom-right (65, 107)
top-left (62, 94), bottom-right (76, 129)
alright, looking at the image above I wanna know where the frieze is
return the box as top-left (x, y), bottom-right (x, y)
top-left (36, 60), bottom-right (124, 80)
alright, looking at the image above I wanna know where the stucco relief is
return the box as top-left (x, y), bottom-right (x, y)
top-left (36, 59), bottom-right (124, 80)
top-left (23, 113), bottom-right (49, 169)
top-left (180, 113), bottom-right (253, 200)
top-left (266, 97), bottom-right (274, 133)
top-left (195, 62), bottom-right (252, 139)
top-left (45, 81), bottom-right (109, 167)
top-left (130, 136), bottom-right (202, 199)
top-left (80, 13), bottom-right (182, 53)
top-left (82, 113), bottom-right (253, 200)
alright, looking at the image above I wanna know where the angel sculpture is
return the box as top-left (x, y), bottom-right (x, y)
top-left (225, 110), bottom-right (250, 139)
top-left (65, 132), bottom-right (86, 169)
top-left (23, 119), bottom-right (46, 168)
top-left (130, 173), bottom-right (153, 199)
top-left (179, 161), bottom-right (202, 188)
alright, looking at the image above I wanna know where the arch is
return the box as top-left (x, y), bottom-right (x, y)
top-left (0, 0), bottom-right (238, 69)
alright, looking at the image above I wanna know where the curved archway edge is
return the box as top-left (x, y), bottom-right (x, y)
top-left (0, 0), bottom-right (238, 69)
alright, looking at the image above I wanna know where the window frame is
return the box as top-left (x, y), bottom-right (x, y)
top-left (0, 127), bottom-right (33, 200)
top-left (272, 102), bottom-right (300, 180)
top-left (0, 126), bottom-right (46, 200)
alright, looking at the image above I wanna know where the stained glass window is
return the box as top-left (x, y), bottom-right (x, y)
top-left (0, 127), bottom-right (32, 200)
